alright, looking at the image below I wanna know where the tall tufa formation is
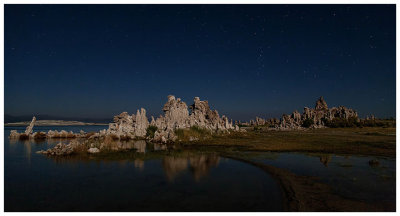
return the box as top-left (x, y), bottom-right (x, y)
top-left (107, 108), bottom-right (149, 138)
top-left (151, 95), bottom-right (236, 142)
top-left (107, 95), bottom-right (237, 142)
top-left (315, 96), bottom-right (328, 111)
top-left (24, 116), bottom-right (36, 135)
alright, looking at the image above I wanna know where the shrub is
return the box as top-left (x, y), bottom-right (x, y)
top-left (174, 126), bottom-right (212, 141)
top-left (72, 141), bottom-right (89, 154)
top-left (302, 118), bottom-right (314, 128)
top-left (253, 126), bottom-right (263, 131)
top-left (108, 134), bottom-right (119, 140)
top-left (146, 126), bottom-right (158, 138)
top-left (19, 134), bottom-right (29, 140)
top-left (325, 117), bottom-right (360, 128)
top-left (359, 119), bottom-right (395, 128)
top-left (34, 132), bottom-right (47, 140)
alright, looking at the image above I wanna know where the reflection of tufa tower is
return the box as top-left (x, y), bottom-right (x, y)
top-left (319, 154), bottom-right (332, 167)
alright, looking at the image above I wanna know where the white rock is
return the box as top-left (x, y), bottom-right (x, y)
top-left (87, 147), bottom-right (100, 154)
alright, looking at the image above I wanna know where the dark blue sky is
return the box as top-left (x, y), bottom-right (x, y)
top-left (5, 4), bottom-right (395, 121)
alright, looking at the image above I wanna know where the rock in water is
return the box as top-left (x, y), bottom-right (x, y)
top-left (24, 116), bottom-right (36, 135)
top-left (87, 147), bottom-right (100, 154)
top-left (38, 142), bottom-right (74, 156)
top-left (103, 95), bottom-right (237, 142)
top-left (9, 130), bottom-right (20, 139)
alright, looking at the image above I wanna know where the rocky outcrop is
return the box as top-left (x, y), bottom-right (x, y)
top-left (106, 108), bottom-right (149, 139)
top-left (248, 117), bottom-right (280, 127)
top-left (152, 95), bottom-right (237, 143)
top-left (245, 97), bottom-right (358, 130)
top-left (9, 130), bottom-right (20, 139)
top-left (11, 95), bottom-right (239, 144)
top-left (36, 142), bottom-right (75, 156)
top-left (277, 96), bottom-right (358, 129)
top-left (87, 147), bottom-right (100, 154)
top-left (315, 96), bottom-right (328, 111)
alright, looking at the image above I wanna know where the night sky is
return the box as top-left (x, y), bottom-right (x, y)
top-left (5, 4), bottom-right (396, 121)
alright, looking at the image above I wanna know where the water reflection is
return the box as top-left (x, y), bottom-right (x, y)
top-left (163, 157), bottom-right (188, 181)
top-left (154, 143), bottom-right (167, 151)
top-left (134, 159), bottom-right (145, 170)
top-left (11, 136), bottom-right (220, 181)
top-left (23, 140), bottom-right (31, 162)
top-left (162, 154), bottom-right (220, 181)
top-left (319, 154), bottom-right (332, 167)
top-left (9, 136), bottom-right (161, 156)
top-left (134, 140), bottom-right (146, 153)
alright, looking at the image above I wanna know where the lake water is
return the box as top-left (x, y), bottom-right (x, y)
top-left (4, 126), bottom-right (283, 211)
top-left (250, 151), bottom-right (396, 204)
top-left (5, 126), bottom-right (396, 211)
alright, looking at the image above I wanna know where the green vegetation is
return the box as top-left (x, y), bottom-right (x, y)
top-left (182, 127), bottom-right (396, 157)
top-left (301, 118), bottom-right (314, 128)
top-left (146, 126), bottom-right (158, 138)
top-left (323, 117), bottom-right (395, 128)
top-left (323, 117), bottom-right (360, 128)
top-left (359, 119), bottom-right (396, 128)
top-left (175, 126), bottom-right (212, 141)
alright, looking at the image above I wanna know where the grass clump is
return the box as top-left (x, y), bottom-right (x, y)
top-left (324, 117), bottom-right (360, 128)
top-left (360, 119), bottom-right (395, 128)
top-left (175, 126), bottom-right (212, 142)
top-left (146, 126), bottom-right (158, 138)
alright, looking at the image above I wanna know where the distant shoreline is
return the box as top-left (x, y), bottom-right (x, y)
top-left (5, 120), bottom-right (108, 126)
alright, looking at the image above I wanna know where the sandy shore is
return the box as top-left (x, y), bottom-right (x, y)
top-left (5, 120), bottom-right (108, 126)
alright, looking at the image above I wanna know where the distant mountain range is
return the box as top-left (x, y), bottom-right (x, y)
top-left (4, 114), bottom-right (112, 124)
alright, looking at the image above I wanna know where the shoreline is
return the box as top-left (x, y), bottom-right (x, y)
top-left (223, 154), bottom-right (395, 211)
top-left (5, 121), bottom-right (108, 126)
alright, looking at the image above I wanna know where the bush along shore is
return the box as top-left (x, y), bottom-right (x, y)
top-left (8, 95), bottom-right (394, 156)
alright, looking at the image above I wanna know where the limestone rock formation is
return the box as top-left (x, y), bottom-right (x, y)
top-left (152, 95), bottom-right (237, 142)
top-left (106, 108), bottom-right (149, 139)
top-left (134, 108), bottom-right (149, 137)
top-left (37, 142), bottom-right (74, 156)
top-left (315, 96), bottom-right (328, 111)
top-left (248, 117), bottom-right (280, 127)
top-left (276, 96), bottom-right (358, 129)
top-left (12, 96), bottom-right (239, 145)
top-left (87, 147), bottom-right (100, 154)
top-left (9, 130), bottom-right (20, 139)
top-left (24, 116), bottom-right (36, 135)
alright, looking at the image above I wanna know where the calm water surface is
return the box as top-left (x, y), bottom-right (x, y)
top-left (5, 126), bottom-right (395, 211)
top-left (251, 151), bottom-right (396, 204)
top-left (5, 126), bottom-right (283, 211)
